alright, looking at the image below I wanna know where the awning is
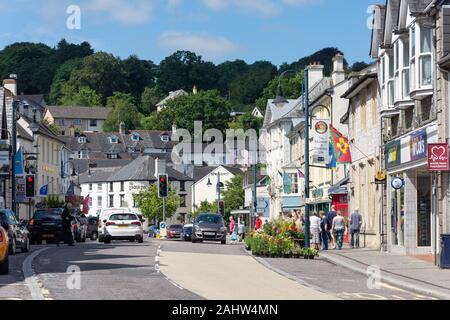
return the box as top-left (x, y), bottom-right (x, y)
top-left (282, 196), bottom-right (303, 210)
top-left (328, 177), bottom-right (349, 195)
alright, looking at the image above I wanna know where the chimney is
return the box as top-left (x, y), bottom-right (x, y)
top-left (172, 122), bottom-right (177, 136)
top-left (307, 62), bottom-right (324, 90)
top-left (119, 121), bottom-right (126, 135)
top-left (69, 125), bottom-right (76, 137)
top-left (193, 86), bottom-right (198, 95)
top-left (332, 53), bottom-right (345, 85)
top-left (3, 74), bottom-right (17, 97)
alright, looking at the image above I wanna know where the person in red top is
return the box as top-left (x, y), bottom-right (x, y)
top-left (255, 215), bottom-right (263, 230)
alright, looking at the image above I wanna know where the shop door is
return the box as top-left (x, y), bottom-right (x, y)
top-left (332, 195), bottom-right (349, 243)
top-left (417, 173), bottom-right (431, 247)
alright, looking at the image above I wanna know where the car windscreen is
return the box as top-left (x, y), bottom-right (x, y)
top-left (196, 215), bottom-right (222, 224)
top-left (34, 210), bottom-right (63, 221)
top-left (169, 225), bottom-right (183, 230)
top-left (184, 227), bottom-right (193, 232)
top-left (109, 214), bottom-right (137, 221)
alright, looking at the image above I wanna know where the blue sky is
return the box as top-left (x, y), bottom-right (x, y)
top-left (0, 0), bottom-right (378, 66)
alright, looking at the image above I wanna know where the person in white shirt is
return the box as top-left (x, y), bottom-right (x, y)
top-left (309, 212), bottom-right (322, 250)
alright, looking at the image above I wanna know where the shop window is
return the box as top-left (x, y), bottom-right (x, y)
top-left (420, 96), bottom-right (432, 123)
top-left (390, 174), bottom-right (405, 247)
top-left (391, 115), bottom-right (400, 137)
top-left (417, 174), bottom-right (431, 247)
top-left (288, 173), bottom-right (299, 194)
top-left (403, 107), bottom-right (414, 131)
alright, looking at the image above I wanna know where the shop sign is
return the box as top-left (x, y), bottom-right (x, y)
top-left (0, 140), bottom-right (10, 176)
top-left (427, 143), bottom-right (449, 172)
top-left (375, 170), bottom-right (387, 184)
top-left (312, 119), bottom-right (331, 165)
top-left (410, 130), bottom-right (427, 161)
top-left (385, 140), bottom-right (401, 169)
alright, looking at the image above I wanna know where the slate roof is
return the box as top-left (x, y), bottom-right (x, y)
top-left (18, 94), bottom-right (46, 112)
top-left (17, 123), bottom-right (33, 142)
top-left (107, 155), bottom-right (192, 182)
top-left (409, 0), bottom-right (434, 15)
top-left (46, 106), bottom-right (112, 120)
top-left (72, 159), bottom-right (134, 174)
top-left (192, 165), bottom-right (244, 183)
top-left (156, 90), bottom-right (188, 107)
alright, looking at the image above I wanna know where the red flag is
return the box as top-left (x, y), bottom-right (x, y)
top-left (330, 126), bottom-right (352, 163)
top-left (82, 195), bottom-right (90, 214)
top-left (298, 170), bottom-right (305, 178)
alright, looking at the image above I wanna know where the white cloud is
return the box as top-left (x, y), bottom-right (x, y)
top-left (84, 0), bottom-right (153, 25)
top-left (167, 0), bottom-right (183, 8)
top-left (157, 31), bottom-right (243, 59)
top-left (200, 0), bottom-right (315, 16)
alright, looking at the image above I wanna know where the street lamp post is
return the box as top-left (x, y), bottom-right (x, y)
top-left (207, 171), bottom-right (224, 214)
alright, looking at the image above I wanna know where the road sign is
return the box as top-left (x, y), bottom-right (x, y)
top-left (159, 222), bottom-right (167, 238)
top-left (428, 143), bottom-right (449, 172)
top-left (15, 177), bottom-right (26, 203)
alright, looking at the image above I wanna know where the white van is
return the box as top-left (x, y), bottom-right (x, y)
top-left (98, 208), bottom-right (132, 242)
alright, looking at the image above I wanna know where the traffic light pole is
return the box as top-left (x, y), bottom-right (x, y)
top-left (11, 101), bottom-right (18, 215)
top-left (162, 197), bottom-right (166, 224)
top-left (217, 172), bottom-right (221, 214)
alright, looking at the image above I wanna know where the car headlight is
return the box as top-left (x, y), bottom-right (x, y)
top-left (194, 225), bottom-right (200, 232)
top-left (220, 227), bottom-right (227, 233)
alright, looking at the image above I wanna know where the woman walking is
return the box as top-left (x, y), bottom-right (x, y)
top-left (309, 212), bottom-right (321, 250)
top-left (319, 211), bottom-right (328, 250)
top-left (331, 210), bottom-right (346, 250)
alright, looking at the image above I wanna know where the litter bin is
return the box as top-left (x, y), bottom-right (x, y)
top-left (440, 234), bottom-right (450, 269)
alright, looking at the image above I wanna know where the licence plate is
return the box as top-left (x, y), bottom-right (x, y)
top-left (118, 225), bottom-right (129, 228)
top-left (43, 234), bottom-right (54, 239)
top-left (204, 232), bottom-right (215, 236)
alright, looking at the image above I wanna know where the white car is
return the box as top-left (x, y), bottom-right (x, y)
top-left (102, 213), bottom-right (144, 244)
top-left (98, 208), bottom-right (133, 242)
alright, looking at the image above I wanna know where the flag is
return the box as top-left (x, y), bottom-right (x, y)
top-left (82, 194), bottom-right (90, 214)
top-left (298, 169), bottom-right (305, 179)
top-left (327, 138), bottom-right (337, 168)
top-left (39, 185), bottom-right (49, 196)
top-left (66, 181), bottom-right (75, 196)
top-left (330, 126), bottom-right (352, 164)
top-left (283, 172), bottom-right (292, 194)
top-left (265, 176), bottom-right (272, 186)
top-left (14, 146), bottom-right (24, 176)
top-left (278, 171), bottom-right (283, 178)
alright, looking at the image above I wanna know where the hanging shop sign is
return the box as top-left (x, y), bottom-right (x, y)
top-left (312, 119), bottom-right (331, 165)
top-left (427, 143), bottom-right (449, 172)
top-left (375, 170), bottom-right (387, 184)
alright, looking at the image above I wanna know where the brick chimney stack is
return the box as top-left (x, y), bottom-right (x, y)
top-left (307, 62), bottom-right (324, 90)
top-left (332, 53), bottom-right (345, 85)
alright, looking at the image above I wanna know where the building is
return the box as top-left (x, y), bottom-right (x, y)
top-left (341, 64), bottom-right (382, 248)
top-left (43, 106), bottom-right (112, 136)
top-left (252, 107), bottom-right (264, 118)
top-left (243, 171), bottom-right (270, 224)
top-left (80, 155), bottom-right (193, 223)
top-left (156, 89), bottom-right (188, 112)
top-left (191, 165), bottom-right (243, 215)
top-left (17, 94), bottom-right (46, 121)
top-left (373, 0), bottom-right (444, 255)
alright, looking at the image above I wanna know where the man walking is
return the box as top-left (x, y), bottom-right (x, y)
top-left (60, 203), bottom-right (75, 246)
top-left (350, 208), bottom-right (362, 249)
top-left (326, 206), bottom-right (337, 249)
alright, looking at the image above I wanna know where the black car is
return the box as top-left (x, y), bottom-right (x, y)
top-left (0, 209), bottom-right (30, 254)
top-left (86, 216), bottom-right (99, 241)
top-left (28, 208), bottom-right (63, 245)
top-left (181, 224), bottom-right (193, 241)
top-left (192, 213), bottom-right (227, 244)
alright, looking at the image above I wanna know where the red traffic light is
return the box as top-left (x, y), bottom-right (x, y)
top-left (159, 177), bottom-right (166, 183)
top-left (27, 177), bottom-right (34, 183)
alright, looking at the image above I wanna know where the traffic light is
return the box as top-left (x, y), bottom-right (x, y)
top-left (25, 175), bottom-right (35, 198)
top-left (158, 174), bottom-right (169, 198)
top-left (218, 200), bottom-right (225, 216)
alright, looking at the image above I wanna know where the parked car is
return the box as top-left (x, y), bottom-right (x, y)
top-left (98, 208), bottom-right (132, 242)
top-left (181, 224), bottom-right (193, 241)
top-left (167, 224), bottom-right (183, 239)
top-left (72, 215), bottom-right (87, 243)
top-left (0, 209), bottom-right (30, 254)
top-left (148, 225), bottom-right (159, 238)
top-left (192, 213), bottom-right (227, 244)
top-left (102, 213), bottom-right (144, 244)
top-left (86, 216), bottom-right (99, 241)
top-left (0, 225), bottom-right (9, 274)
top-left (28, 208), bottom-right (63, 245)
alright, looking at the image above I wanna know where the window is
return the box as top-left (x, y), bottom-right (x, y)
top-left (78, 136), bottom-right (87, 144)
top-left (90, 119), bottom-right (97, 127)
top-left (131, 133), bottom-right (140, 141)
top-left (98, 183), bottom-right (103, 192)
top-left (89, 197), bottom-right (93, 207)
top-left (410, 27), bottom-right (416, 89)
top-left (402, 38), bottom-right (410, 98)
top-left (387, 52), bottom-right (395, 106)
top-left (180, 195), bottom-right (186, 208)
top-left (120, 195), bottom-right (125, 207)
top-left (109, 195), bottom-right (114, 208)
top-left (109, 182), bottom-right (114, 192)
top-left (57, 119), bottom-right (65, 126)
top-left (78, 150), bottom-right (88, 159)
top-left (120, 181), bottom-right (124, 192)
top-left (288, 173), bottom-right (299, 194)
top-left (89, 184), bottom-right (93, 191)
top-left (98, 196), bottom-right (103, 207)
top-left (404, 107), bottom-right (414, 130)
top-left (161, 134), bottom-right (170, 142)
top-left (420, 26), bottom-right (432, 87)
top-left (394, 41), bottom-right (400, 101)
top-left (73, 119), bottom-right (81, 125)
top-left (109, 136), bottom-right (119, 144)
top-left (391, 115), bottom-right (400, 137)
top-left (180, 181), bottom-right (186, 192)
top-left (107, 153), bottom-right (118, 159)
top-left (420, 96), bottom-right (432, 122)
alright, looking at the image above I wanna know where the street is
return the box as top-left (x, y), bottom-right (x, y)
top-left (0, 237), bottom-right (439, 300)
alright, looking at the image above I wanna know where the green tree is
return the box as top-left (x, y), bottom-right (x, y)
top-left (140, 86), bottom-right (164, 115)
top-left (228, 112), bottom-right (263, 131)
top-left (222, 175), bottom-right (245, 218)
top-left (103, 92), bottom-right (143, 132)
top-left (52, 39), bottom-right (93, 65)
top-left (59, 85), bottom-right (102, 106)
top-left (216, 60), bottom-right (249, 96)
top-left (122, 55), bottom-right (157, 101)
top-left (42, 119), bottom-right (61, 136)
top-left (196, 200), bottom-right (218, 216)
top-left (49, 58), bottom-right (84, 104)
top-left (133, 184), bottom-right (181, 222)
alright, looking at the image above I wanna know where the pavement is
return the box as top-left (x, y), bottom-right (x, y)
top-left (319, 247), bottom-right (450, 300)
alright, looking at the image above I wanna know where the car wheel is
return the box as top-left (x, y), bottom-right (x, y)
top-left (129, 239), bottom-right (135, 243)
top-left (221, 240), bottom-right (227, 245)
top-left (0, 255), bottom-right (9, 275)
top-left (98, 234), bottom-right (105, 243)
top-left (104, 237), bottom-right (111, 244)
top-left (192, 239), bottom-right (197, 243)
top-left (22, 238), bottom-right (30, 253)
top-left (9, 237), bottom-right (17, 255)
top-left (91, 232), bottom-right (98, 241)
top-left (138, 237), bottom-right (144, 244)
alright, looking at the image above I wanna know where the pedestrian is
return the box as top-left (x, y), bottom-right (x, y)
top-left (331, 210), bottom-right (346, 250)
top-left (326, 206), bottom-right (337, 249)
top-left (309, 212), bottom-right (321, 250)
top-left (255, 215), bottom-right (263, 230)
top-left (229, 216), bottom-right (237, 243)
top-left (298, 210), bottom-right (305, 227)
top-left (350, 208), bottom-right (363, 249)
top-left (319, 211), bottom-right (328, 250)
top-left (238, 221), bottom-right (246, 242)
top-left (59, 203), bottom-right (75, 246)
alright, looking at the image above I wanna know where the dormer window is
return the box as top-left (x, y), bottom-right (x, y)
top-left (161, 134), bottom-right (170, 142)
top-left (131, 133), bottom-right (140, 142)
top-left (109, 136), bottom-right (119, 144)
top-left (78, 136), bottom-right (87, 144)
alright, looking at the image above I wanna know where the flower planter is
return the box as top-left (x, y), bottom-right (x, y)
top-left (303, 255), bottom-right (309, 260)
top-left (245, 246), bottom-right (251, 251)
top-left (308, 255), bottom-right (315, 260)
top-left (292, 254), bottom-right (300, 259)
top-left (283, 253), bottom-right (291, 259)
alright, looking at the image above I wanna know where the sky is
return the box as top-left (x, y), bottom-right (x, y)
top-left (0, 0), bottom-right (379, 66)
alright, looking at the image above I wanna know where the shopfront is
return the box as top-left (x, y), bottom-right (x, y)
top-left (385, 124), bottom-right (437, 254)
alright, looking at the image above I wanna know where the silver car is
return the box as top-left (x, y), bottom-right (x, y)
top-left (192, 214), bottom-right (227, 244)
top-left (103, 213), bottom-right (144, 244)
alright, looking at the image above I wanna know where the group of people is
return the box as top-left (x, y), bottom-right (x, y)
top-left (293, 206), bottom-right (363, 251)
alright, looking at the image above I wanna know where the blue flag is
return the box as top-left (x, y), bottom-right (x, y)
top-left (327, 141), bottom-right (337, 168)
top-left (66, 182), bottom-right (75, 196)
top-left (14, 146), bottom-right (24, 176)
top-left (283, 172), bottom-right (292, 194)
top-left (39, 185), bottom-right (49, 196)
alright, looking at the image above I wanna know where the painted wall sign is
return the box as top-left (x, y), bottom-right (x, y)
top-left (427, 143), bottom-right (449, 172)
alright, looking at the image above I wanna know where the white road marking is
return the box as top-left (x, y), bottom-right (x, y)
top-left (22, 248), bottom-right (50, 300)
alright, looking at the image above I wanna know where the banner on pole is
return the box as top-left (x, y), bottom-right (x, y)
top-left (312, 119), bottom-right (331, 165)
